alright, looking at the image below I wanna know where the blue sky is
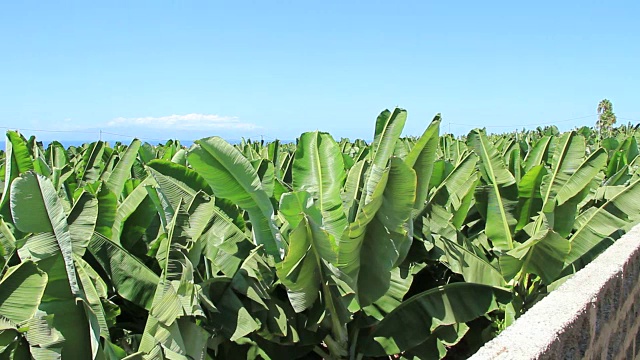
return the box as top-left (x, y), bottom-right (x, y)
top-left (1, 1), bottom-right (639, 142)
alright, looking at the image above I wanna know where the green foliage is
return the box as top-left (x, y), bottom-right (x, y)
top-left (0, 111), bottom-right (638, 359)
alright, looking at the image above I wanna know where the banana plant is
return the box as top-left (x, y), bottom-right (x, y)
top-left (0, 111), bottom-right (638, 359)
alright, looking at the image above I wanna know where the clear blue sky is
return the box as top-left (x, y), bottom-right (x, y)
top-left (1, 1), bottom-right (639, 142)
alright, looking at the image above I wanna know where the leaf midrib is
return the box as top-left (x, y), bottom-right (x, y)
top-left (478, 134), bottom-right (513, 249)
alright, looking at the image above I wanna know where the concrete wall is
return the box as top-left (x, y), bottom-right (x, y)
top-left (471, 224), bottom-right (640, 360)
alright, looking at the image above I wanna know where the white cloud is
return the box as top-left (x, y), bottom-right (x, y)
top-left (107, 114), bottom-right (259, 130)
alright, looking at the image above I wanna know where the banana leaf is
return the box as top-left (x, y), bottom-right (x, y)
top-left (188, 137), bottom-right (283, 260)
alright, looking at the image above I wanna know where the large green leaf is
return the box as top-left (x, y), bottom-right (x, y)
top-left (229, 248), bottom-right (274, 311)
top-left (105, 139), bottom-right (142, 196)
top-left (11, 172), bottom-right (80, 295)
top-left (147, 160), bottom-right (244, 233)
top-left (147, 159), bottom-right (212, 214)
top-left (516, 164), bottom-right (547, 231)
top-left (370, 108), bottom-right (407, 171)
top-left (499, 229), bottom-right (570, 284)
top-left (335, 110), bottom-right (416, 308)
top-left (23, 256), bottom-right (96, 358)
top-left (139, 198), bottom-right (206, 357)
top-left (355, 158), bottom-right (416, 306)
top-left (341, 159), bottom-right (367, 222)
top-left (277, 191), bottom-right (355, 348)
top-left (95, 186), bottom-right (117, 239)
top-left (0, 131), bottom-right (34, 212)
top-left (337, 168), bottom-right (388, 297)
top-left (565, 177), bottom-right (640, 267)
top-left (357, 283), bottom-right (510, 356)
top-left (534, 132), bottom-right (585, 229)
top-left (278, 193), bottom-right (339, 307)
top-left (45, 141), bottom-right (76, 191)
top-left (79, 141), bottom-right (106, 184)
top-left (252, 158), bottom-right (275, 198)
top-left (468, 130), bottom-right (517, 250)
top-left (292, 131), bottom-right (348, 240)
top-left (68, 192), bottom-right (98, 256)
top-left (87, 232), bottom-right (159, 310)
top-left (405, 115), bottom-right (440, 210)
top-left (361, 265), bottom-right (415, 322)
top-left (0, 218), bottom-right (17, 270)
top-left (202, 278), bottom-right (261, 343)
top-left (188, 137), bottom-right (283, 259)
top-left (111, 177), bottom-right (154, 243)
top-left (200, 204), bottom-right (253, 278)
top-left (506, 142), bottom-right (522, 183)
top-left (434, 237), bottom-right (506, 287)
top-left (45, 140), bottom-right (69, 171)
top-left (138, 142), bottom-right (156, 164)
top-left (402, 323), bottom-right (469, 360)
top-left (523, 136), bottom-right (552, 172)
top-left (432, 153), bottom-right (478, 205)
top-left (0, 261), bottom-right (47, 323)
top-left (6, 132), bottom-right (35, 175)
top-left (201, 249), bottom-right (277, 344)
top-left (553, 148), bottom-right (607, 207)
top-left (451, 175), bottom-right (480, 230)
top-left (548, 149), bottom-right (608, 237)
top-left (119, 190), bottom-right (159, 258)
top-left (416, 153), bottom-right (479, 240)
top-left (356, 109), bottom-right (407, 214)
top-left (75, 256), bottom-right (113, 340)
top-left (171, 148), bottom-right (188, 166)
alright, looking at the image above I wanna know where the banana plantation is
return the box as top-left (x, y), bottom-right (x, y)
top-left (0, 108), bottom-right (639, 359)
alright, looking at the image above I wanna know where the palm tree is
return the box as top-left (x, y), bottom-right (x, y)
top-left (596, 99), bottom-right (616, 135)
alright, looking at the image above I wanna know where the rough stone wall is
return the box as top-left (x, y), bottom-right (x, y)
top-left (470, 225), bottom-right (640, 360)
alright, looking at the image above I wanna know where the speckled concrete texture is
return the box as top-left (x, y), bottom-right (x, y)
top-left (470, 224), bottom-right (640, 360)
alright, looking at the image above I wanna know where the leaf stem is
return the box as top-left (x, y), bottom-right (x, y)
top-left (349, 326), bottom-right (360, 360)
top-left (314, 345), bottom-right (333, 359)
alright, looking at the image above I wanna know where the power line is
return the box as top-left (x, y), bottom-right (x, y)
top-left (0, 126), bottom-right (277, 143)
top-left (0, 113), bottom-right (635, 142)
top-left (0, 126), bottom-right (97, 134)
top-left (450, 114), bottom-right (598, 129)
top-left (258, 134), bottom-right (280, 141)
top-left (100, 131), bottom-right (169, 142)
top-left (0, 127), bottom-right (174, 143)
top-left (617, 117), bottom-right (640, 122)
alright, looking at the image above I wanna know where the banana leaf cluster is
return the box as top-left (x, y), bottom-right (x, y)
top-left (0, 109), bottom-right (638, 359)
